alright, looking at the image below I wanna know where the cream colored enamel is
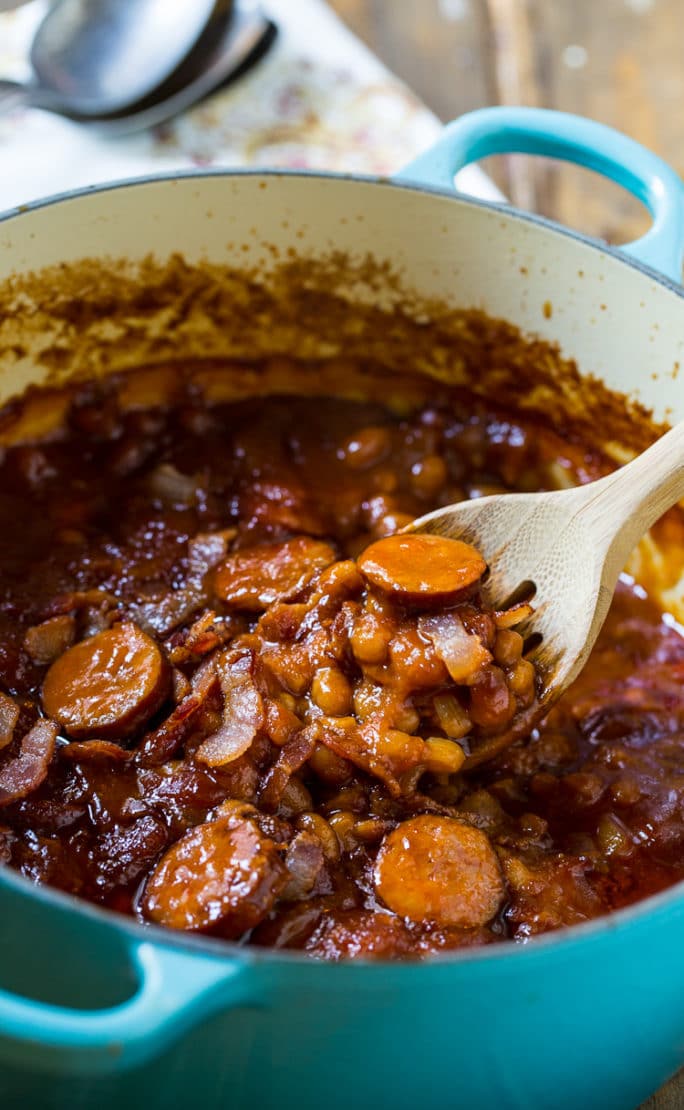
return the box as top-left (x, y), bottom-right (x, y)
top-left (0, 176), bottom-right (683, 417)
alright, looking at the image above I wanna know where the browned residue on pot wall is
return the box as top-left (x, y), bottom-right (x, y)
top-left (0, 251), bottom-right (680, 615)
top-left (0, 252), bottom-right (668, 452)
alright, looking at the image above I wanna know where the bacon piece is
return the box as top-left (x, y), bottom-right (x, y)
top-left (59, 739), bottom-right (132, 764)
top-left (128, 529), bottom-right (236, 637)
top-left (0, 693), bottom-right (19, 751)
top-left (165, 610), bottom-right (234, 666)
top-left (136, 663), bottom-right (219, 766)
top-left (0, 719), bottom-right (58, 806)
top-left (195, 649), bottom-right (263, 768)
top-left (23, 615), bottom-right (76, 666)
top-left (259, 728), bottom-right (317, 811)
top-left (281, 830), bottom-right (327, 901)
top-left (315, 717), bottom-right (425, 797)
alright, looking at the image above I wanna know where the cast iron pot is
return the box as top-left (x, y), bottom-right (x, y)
top-left (1, 108), bottom-right (684, 1110)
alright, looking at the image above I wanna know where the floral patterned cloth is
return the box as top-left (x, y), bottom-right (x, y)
top-left (0, 0), bottom-right (501, 211)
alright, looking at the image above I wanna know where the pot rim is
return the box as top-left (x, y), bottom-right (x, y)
top-left (2, 851), bottom-right (682, 971)
top-left (1, 165), bottom-right (684, 298)
top-left (1, 165), bottom-right (684, 971)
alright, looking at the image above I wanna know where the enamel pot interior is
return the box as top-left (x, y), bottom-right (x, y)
top-left (1, 172), bottom-right (684, 1110)
top-left (1, 172), bottom-right (683, 422)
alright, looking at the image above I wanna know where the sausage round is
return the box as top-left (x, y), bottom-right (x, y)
top-left (42, 622), bottom-right (170, 741)
top-left (141, 812), bottom-right (287, 936)
top-left (374, 814), bottom-right (505, 928)
top-left (214, 537), bottom-right (336, 611)
top-left (357, 534), bottom-right (486, 604)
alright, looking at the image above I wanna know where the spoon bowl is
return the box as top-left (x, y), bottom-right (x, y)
top-left (0, 0), bottom-right (221, 118)
top-left (73, 1), bottom-right (274, 135)
top-left (409, 420), bottom-right (684, 765)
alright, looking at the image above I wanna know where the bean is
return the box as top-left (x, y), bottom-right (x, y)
top-left (518, 813), bottom-right (548, 838)
top-left (339, 426), bottom-right (391, 470)
top-left (392, 703), bottom-right (420, 733)
top-left (353, 679), bottom-right (383, 720)
top-left (264, 699), bottom-right (302, 746)
top-left (296, 812), bottom-right (341, 862)
top-left (311, 666), bottom-right (353, 716)
top-left (374, 815), bottom-right (505, 927)
top-left (350, 613), bottom-right (392, 665)
top-left (307, 743), bottom-right (353, 785)
top-left (423, 736), bottom-right (466, 774)
top-left (279, 776), bottom-right (313, 816)
top-left (563, 772), bottom-right (605, 809)
top-left (410, 455), bottom-right (448, 498)
top-left (357, 534), bottom-right (486, 604)
top-left (372, 511), bottom-right (416, 538)
top-left (469, 667), bottom-right (516, 729)
top-left (610, 776), bottom-right (642, 807)
top-left (353, 817), bottom-right (393, 843)
top-left (42, 623), bottom-right (170, 741)
top-left (371, 468), bottom-right (399, 494)
top-left (388, 627), bottom-right (448, 688)
top-left (493, 629), bottom-right (524, 667)
top-left (328, 810), bottom-right (357, 852)
top-left (508, 658), bottom-right (536, 701)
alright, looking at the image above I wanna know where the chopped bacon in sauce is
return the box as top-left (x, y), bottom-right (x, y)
top-left (0, 385), bottom-right (683, 959)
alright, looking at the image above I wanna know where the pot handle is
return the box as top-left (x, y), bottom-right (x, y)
top-left (395, 106), bottom-right (684, 284)
top-left (0, 936), bottom-right (254, 1075)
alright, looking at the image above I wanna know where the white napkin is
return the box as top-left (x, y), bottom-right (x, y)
top-left (0, 0), bottom-right (502, 212)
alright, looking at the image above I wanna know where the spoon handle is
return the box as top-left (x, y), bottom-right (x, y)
top-left (0, 80), bottom-right (29, 116)
top-left (575, 420), bottom-right (684, 578)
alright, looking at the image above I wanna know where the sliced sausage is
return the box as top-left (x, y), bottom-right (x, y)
top-left (42, 622), bottom-right (170, 741)
top-left (357, 534), bottom-right (486, 604)
top-left (141, 812), bottom-right (287, 937)
top-left (374, 814), bottom-right (505, 928)
top-left (213, 537), bottom-right (336, 611)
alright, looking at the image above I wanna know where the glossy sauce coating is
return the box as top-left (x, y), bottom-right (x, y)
top-left (42, 623), bottom-right (169, 740)
top-left (0, 384), bottom-right (683, 960)
top-left (374, 815), bottom-right (505, 927)
top-left (357, 535), bottom-right (487, 603)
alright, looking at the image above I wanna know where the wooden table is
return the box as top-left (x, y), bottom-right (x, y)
top-left (328, 3), bottom-right (683, 1107)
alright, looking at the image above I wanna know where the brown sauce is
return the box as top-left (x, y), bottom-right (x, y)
top-left (0, 382), bottom-right (683, 959)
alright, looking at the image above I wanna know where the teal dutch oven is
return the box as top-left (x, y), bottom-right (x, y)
top-left (1, 108), bottom-right (684, 1110)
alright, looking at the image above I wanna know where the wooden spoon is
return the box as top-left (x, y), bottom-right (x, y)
top-left (407, 422), bottom-right (684, 767)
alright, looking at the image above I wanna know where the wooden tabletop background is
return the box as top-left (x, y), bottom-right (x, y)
top-left (329, 3), bottom-right (683, 1107)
